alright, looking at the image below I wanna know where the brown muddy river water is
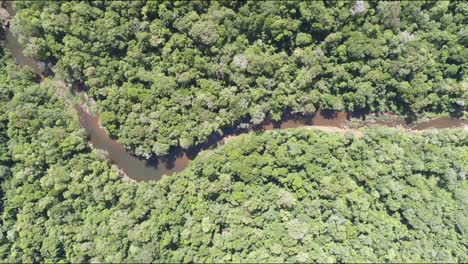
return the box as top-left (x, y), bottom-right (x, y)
top-left (2, 2), bottom-right (43, 76)
top-left (75, 105), bottom-right (188, 181)
top-left (3, 1), bottom-right (467, 182)
top-left (410, 117), bottom-right (467, 130)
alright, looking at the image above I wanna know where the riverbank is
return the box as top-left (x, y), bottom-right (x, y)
top-left (222, 120), bottom-right (467, 145)
top-left (2, 1), bottom-right (467, 182)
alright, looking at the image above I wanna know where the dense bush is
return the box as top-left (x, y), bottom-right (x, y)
top-left (10, 1), bottom-right (467, 156)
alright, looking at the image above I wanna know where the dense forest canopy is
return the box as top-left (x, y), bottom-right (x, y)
top-left (9, 0), bottom-right (468, 156)
top-left (0, 47), bottom-right (466, 260)
top-left (0, 1), bottom-right (467, 263)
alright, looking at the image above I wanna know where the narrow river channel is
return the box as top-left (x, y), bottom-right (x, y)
top-left (2, 1), bottom-right (467, 182)
top-left (75, 105), bottom-right (190, 181)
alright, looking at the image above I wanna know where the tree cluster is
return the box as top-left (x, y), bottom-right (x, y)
top-left (152, 127), bottom-right (467, 262)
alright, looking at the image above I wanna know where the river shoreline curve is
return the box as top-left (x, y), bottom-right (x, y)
top-left (2, 1), bottom-right (467, 182)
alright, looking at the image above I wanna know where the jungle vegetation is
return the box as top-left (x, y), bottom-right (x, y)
top-left (0, 1), bottom-right (467, 263)
top-left (1, 50), bottom-right (467, 260)
top-left (10, 0), bottom-right (468, 156)
top-left (0, 43), bottom-right (466, 262)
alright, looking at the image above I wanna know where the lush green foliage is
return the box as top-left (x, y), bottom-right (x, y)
top-left (0, 43), bottom-right (129, 262)
top-left (168, 129), bottom-right (467, 262)
top-left (11, 1), bottom-right (467, 156)
top-left (1, 1), bottom-right (467, 262)
top-left (0, 45), bottom-right (466, 261)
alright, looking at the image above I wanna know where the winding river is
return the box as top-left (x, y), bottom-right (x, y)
top-left (2, 1), bottom-right (467, 182)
